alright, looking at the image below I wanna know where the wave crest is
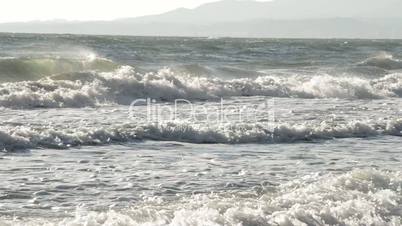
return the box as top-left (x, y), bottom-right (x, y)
top-left (359, 52), bottom-right (402, 70)
top-left (0, 56), bottom-right (118, 82)
top-left (1, 66), bottom-right (402, 108)
top-left (1, 118), bottom-right (402, 151)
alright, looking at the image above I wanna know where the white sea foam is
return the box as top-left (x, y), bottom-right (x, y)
top-left (2, 169), bottom-right (401, 226)
top-left (0, 118), bottom-right (401, 151)
top-left (2, 66), bottom-right (402, 109)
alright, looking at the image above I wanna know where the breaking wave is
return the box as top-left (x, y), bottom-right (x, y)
top-left (359, 52), bottom-right (402, 70)
top-left (0, 56), bottom-right (118, 82)
top-left (1, 118), bottom-right (402, 151)
top-left (2, 169), bottom-right (401, 225)
top-left (2, 65), bottom-right (402, 108)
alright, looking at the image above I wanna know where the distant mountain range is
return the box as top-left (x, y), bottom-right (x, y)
top-left (1, 0), bottom-right (402, 38)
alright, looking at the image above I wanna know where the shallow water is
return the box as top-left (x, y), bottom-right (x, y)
top-left (1, 138), bottom-right (402, 225)
top-left (0, 34), bottom-right (401, 225)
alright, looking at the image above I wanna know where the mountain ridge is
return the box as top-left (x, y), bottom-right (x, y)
top-left (1, 0), bottom-right (402, 38)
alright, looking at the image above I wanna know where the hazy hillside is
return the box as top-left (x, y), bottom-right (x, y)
top-left (1, 0), bottom-right (402, 38)
top-left (122, 0), bottom-right (402, 23)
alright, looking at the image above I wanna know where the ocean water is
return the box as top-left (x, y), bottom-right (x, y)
top-left (0, 33), bottom-right (402, 225)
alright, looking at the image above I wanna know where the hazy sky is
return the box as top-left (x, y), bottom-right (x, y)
top-left (0, 0), bottom-right (235, 23)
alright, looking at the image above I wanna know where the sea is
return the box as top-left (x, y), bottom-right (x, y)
top-left (0, 33), bottom-right (401, 225)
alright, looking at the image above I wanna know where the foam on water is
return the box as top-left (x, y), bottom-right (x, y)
top-left (1, 118), bottom-right (402, 151)
top-left (2, 66), bottom-right (402, 109)
top-left (1, 36), bottom-right (402, 226)
top-left (2, 169), bottom-right (401, 226)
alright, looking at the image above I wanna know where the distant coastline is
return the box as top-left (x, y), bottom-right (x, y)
top-left (1, 0), bottom-right (401, 39)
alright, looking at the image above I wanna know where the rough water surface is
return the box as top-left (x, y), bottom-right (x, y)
top-left (0, 34), bottom-right (401, 225)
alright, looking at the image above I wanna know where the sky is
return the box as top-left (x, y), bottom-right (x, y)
top-left (0, 0), bottom-right (227, 23)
